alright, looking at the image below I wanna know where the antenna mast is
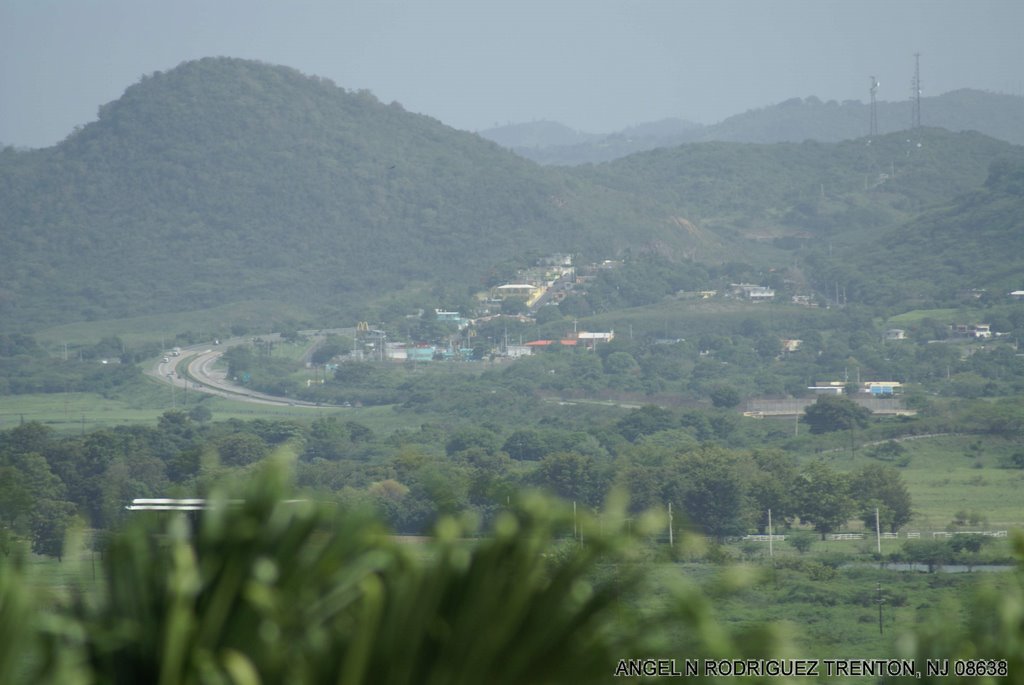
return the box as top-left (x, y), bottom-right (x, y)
top-left (911, 53), bottom-right (922, 129)
top-left (869, 76), bottom-right (879, 137)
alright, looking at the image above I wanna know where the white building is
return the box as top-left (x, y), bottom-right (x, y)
top-left (731, 283), bottom-right (775, 301)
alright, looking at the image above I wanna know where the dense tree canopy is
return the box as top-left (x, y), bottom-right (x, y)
top-left (802, 394), bottom-right (872, 434)
top-left (797, 460), bottom-right (855, 539)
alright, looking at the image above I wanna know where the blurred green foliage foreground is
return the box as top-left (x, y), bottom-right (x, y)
top-left (1, 456), bottom-right (1023, 685)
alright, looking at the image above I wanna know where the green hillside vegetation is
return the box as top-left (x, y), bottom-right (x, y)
top-left (0, 58), bottom-right (689, 331)
top-left (483, 89), bottom-right (1024, 165)
top-left (836, 157), bottom-right (1024, 309)
top-left (798, 156), bottom-right (1024, 311)
top-left (3, 59), bottom-right (1024, 338)
top-left (586, 129), bottom-right (1023, 235)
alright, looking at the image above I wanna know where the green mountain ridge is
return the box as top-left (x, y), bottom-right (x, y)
top-left (1, 58), bottom-right (682, 329)
top-left (831, 158), bottom-right (1024, 308)
top-left (2, 57), bottom-right (1023, 333)
top-left (589, 128), bottom-right (1024, 244)
top-left (483, 89), bottom-right (1024, 165)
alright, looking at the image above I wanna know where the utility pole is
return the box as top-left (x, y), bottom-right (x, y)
top-left (875, 507), bottom-right (882, 555)
top-left (667, 502), bottom-right (674, 547)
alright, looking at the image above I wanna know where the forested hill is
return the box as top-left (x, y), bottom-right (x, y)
top-left (0, 58), bottom-right (693, 330)
top-left (814, 157), bottom-right (1024, 310)
top-left (701, 89), bottom-right (1024, 146)
top-left (2, 58), bottom-right (1023, 333)
top-left (579, 128), bottom-right (1024, 243)
top-left (486, 90), bottom-right (1024, 165)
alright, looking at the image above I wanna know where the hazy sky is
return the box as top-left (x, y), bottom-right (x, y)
top-left (2, 0), bottom-right (1022, 148)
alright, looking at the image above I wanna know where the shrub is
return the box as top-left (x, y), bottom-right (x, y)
top-left (788, 530), bottom-right (816, 554)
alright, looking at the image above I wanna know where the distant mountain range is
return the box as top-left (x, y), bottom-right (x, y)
top-left (478, 90), bottom-right (1024, 165)
top-left (1, 58), bottom-right (1022, 334)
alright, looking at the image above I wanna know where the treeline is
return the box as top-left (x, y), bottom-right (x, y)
top-left (0, 334), bottom-right (146, 395)
top-left (0, 400), bottom-right (914, 554)
top-left (8, 387), bottom-right (1024, 558)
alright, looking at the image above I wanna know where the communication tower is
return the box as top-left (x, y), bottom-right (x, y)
top-left (911, 53), bottom-right (922, 128)
top-left (869, 76), bottom-right (880, 136)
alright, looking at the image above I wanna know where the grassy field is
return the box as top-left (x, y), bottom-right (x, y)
top-left (642, 559), bottom-right (1013, 665)
top-left (0, 392), bottom-right (165, 434)
top-left (807, 434), bottom-right (1024, 530)
top-left (0, 386), bottom-right (417, 436)
top-left (884, 308), bottom-right (962, 326)
top-left (32, 299), bottom-right (318, 347)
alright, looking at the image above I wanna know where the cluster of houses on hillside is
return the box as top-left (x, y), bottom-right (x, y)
top-left (484, 256), bottom-right (824, 310)
top-left (353, 323), bottom-right (617, 363)
top-left (340, 254), bottom-right (1020, 366)
top-left (341, 253), bottom-right (833, 364)
top-left (486, 254), bottom-right (617, 310)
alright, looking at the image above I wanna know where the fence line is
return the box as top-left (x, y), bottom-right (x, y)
top-left (741, 530), bottom-right (1008, 542)
top-left (933, 530), bottom-right (1007, 538)
top-left (742, 534), bottom-right (786, 542)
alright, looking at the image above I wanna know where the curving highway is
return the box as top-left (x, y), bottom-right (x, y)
top-left (146, 332), bottom-right (341, 409)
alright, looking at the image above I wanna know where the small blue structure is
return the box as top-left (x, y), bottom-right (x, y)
top-left (406, 347), bottom-right (436, 362)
